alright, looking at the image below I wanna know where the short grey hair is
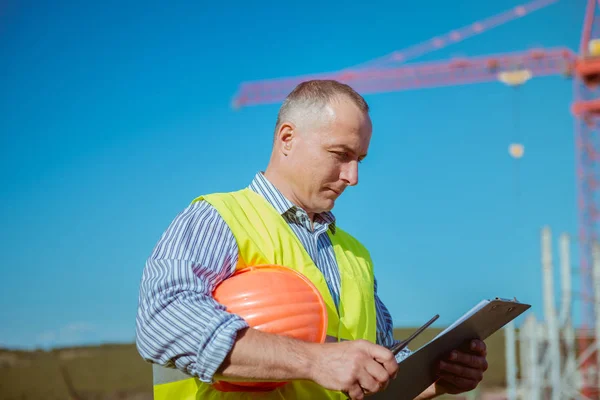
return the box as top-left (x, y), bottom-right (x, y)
top-left (274, 80), bottom-right (369, 137)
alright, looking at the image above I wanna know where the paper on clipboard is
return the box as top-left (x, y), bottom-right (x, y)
top-left (371, 298), bottom-right (531, 400)
top-left (434, 299), bottom-right (491, 339)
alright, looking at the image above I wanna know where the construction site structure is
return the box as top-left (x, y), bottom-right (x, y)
top-left (504, 226), bottom-right (600, 399)
top-left (231, 0), bottom-right (600, 397)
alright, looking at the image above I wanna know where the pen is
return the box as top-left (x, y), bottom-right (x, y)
top-left (388, 314), bottom-right (439, 355)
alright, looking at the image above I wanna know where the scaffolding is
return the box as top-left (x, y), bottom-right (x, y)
top-left (505, 226), bottom-right (600, 399)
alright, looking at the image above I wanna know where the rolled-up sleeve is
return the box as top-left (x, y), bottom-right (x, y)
top-left (135, 200), bottom-right (249, 383)
top-left (374, 278), bottom-right (412, 363)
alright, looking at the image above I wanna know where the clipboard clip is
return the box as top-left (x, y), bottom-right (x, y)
top-left (388, 314), bottom-right (439, 355)
top-left (494, 296), bottom-right (520, 303)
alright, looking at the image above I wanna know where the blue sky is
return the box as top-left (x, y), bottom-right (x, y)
top-left (0, 0), bottom-right (586, 349)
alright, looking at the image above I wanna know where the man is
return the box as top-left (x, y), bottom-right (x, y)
top-left (136, 80), bottom-right (488, 399)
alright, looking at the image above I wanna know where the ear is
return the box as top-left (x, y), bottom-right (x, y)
top-left (275, 122), bottom-right (295, 156)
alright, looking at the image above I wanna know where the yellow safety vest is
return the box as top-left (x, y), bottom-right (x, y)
top-left (152, 188), bottom-right (377, 399)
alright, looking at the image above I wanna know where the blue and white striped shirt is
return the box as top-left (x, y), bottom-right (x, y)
top-left (136, 172), bottom-right (411, 384)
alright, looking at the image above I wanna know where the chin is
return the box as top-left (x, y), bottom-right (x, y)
top-left (318, 199), bottom-right (336, 212)
top-left (314, 191), bottom-right (339, 212)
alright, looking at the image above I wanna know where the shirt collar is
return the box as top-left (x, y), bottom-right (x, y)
top-left (248, 172), bottom-right (337, 233)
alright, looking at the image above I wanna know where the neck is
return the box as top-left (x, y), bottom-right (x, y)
top-left (263, 165), bottom-right (315, 223)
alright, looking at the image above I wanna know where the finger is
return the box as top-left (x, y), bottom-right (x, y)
top-left (446, 350), bottom-right (488, 371)
top-left (372, 352), bottom-right (398, 377)
top-left (367, 344), bottom-right (398, 378)
top-left (366, 359), bottom-right (392, 385)
top-left (437, 372), bottom-right (479, 391)
top-left (368, 344), bottom-right (396, 364)
top-left (438, 371), bottom-right (479, 389)
top-left (358, 369), bottom-right (382, 395)
top-left (438, 360), bottom-right (484, 382)
top-left (378, 358), bottom-right (399, 379)
top-left (347, 384), bottom-right (365, 400)
top-left (469, 339), bottom-right (487, 355)
top-left (455, 340), bottom-right (486, 356)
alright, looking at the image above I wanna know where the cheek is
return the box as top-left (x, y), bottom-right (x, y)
top-left (298, 152), bottom-right (325, 172)
top-left (318, 158), bottom-right (342, 182)
top-left (293, 150), bottom-right (340, 182)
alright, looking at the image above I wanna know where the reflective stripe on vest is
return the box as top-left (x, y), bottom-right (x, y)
top-left (152, 188), bottom-right (377, 399)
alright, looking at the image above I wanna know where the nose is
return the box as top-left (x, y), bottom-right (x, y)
top-left (340, 160), bottom-right (359, 186)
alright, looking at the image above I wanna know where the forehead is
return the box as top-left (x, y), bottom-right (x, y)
top-left (320, 100), bottom-right (372, 147)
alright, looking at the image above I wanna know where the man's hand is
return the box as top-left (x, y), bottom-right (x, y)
top-left (430, 339), bottom-right (488, 397)
top-left (308, 339), bottom-right (399, 400)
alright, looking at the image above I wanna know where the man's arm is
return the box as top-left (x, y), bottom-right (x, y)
top-left (217, 327), bottom-right (399, 400)
top-left (135, 201), bottom-right (250, 383)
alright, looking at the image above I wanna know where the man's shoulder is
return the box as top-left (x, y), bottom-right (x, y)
top-left (174, 197), bottom-right (223, 224)
top-left (183, 189), bottom-right (259, 230)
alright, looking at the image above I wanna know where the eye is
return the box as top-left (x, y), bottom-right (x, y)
top-left (331, 150), bottom-right (364, 164)
top-left (331, 151), bottom-right (349, 160)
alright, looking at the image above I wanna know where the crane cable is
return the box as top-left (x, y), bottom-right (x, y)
top-left (500, 69), bottom-right (531, 204)
top-left (512, 84), bottom-right (522, 202)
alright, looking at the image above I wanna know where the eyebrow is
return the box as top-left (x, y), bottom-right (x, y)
top-left (331, 144), bottom-right (368, 160)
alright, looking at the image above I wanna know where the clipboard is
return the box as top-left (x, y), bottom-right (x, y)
top-left (371, 297), bottom-right (531, 400)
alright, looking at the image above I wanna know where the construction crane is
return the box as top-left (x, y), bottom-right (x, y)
top-left (232, 0), bottom-right (566, 106)
top-left (231, 0), bottom-right (600, 398)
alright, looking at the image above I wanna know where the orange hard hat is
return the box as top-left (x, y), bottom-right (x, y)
top-left (212, 265), bottom-right (328, 392)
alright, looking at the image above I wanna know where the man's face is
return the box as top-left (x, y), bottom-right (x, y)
top-left (281, 98), bottom-right (372, 214)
